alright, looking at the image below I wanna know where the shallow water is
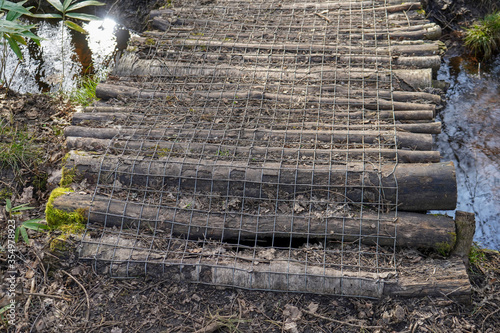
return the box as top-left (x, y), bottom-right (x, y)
top-left (434, 56), bottom-right (500, 250)
top-left (2, 17), bottom-right (128, 94)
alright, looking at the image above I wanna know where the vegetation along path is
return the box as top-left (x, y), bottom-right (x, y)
top-left (50, 0), bottom-right (474, 300)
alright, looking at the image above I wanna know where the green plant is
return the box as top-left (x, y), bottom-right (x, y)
top-left (0, 120), bottom-right (42, 177)
top-left (43, 0), bottom-right (104, 90)
top-left (464, 12), bottom-right (500, 59)
top-left (0, 0), bottom-right (41, 90)
top-left (469, 242), bottom-right (487, 265)
top-left (68, 73), bottom-right (100, 105)
top-left (5, 199), bottom-right (48, 244)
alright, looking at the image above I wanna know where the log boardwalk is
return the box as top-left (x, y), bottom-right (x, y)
top-left (54, 0), bottom-right (471, 300)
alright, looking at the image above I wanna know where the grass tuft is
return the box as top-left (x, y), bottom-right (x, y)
top-left (68, 74), bottom-right (101, 106)
top-left (0, 120), bottom-right (42, 177)
top-left (465, 12), bottom-right (500, 59)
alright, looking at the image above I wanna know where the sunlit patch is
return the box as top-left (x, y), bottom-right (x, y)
top-left (3, 17), bottom-right (127, 94)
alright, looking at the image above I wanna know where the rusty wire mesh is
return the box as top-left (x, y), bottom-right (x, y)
top-left (80, 0), bottom-right (402, 297)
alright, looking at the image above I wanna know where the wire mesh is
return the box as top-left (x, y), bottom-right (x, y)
top-left (80, 0), bottom-right (408, 297)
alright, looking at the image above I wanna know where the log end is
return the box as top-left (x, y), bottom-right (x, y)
top-left (46, 188), bottom-right (88, 232)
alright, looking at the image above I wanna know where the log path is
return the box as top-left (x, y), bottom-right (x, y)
top-left (54, 0), bottom-right (471, 300)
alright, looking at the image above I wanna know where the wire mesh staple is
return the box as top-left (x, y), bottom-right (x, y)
top-left (80, 0), bottom-right (409, 297)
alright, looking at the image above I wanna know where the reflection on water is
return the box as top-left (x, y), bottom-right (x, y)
top-left (3, 17), bottom-right (128, 94)
top-left (434, 56), bottom-right (500, 250)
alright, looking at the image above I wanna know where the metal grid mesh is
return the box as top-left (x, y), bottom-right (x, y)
top-left (80, 0), bottom-right (405, 297)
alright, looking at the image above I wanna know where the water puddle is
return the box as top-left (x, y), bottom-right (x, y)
top-left (3, 17), bottom-right (129, 94)
top-left (434, 55), bottom-right (500, 250)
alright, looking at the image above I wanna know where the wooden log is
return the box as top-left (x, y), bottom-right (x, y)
top-left (148, 16), bottom-right (432, 32)
top-left (95, 83), bottom-right (435, 111)
top-left (133, 48), bottom-right (442, 74)
top-left (451, 211), bottom-right (476, 267)
top-left (153, 20), bottom-right (441, 41)
top-left (71, 112), bottom-right (441, 134)
top-left (64, 126), bottom-right (434, 151)
top-left (138, 32), bottom-right (443, 56)
top-left (77, 235), bottom-right (470, 301)
top-left (165, 2), bottom-right (421, 14)
top-left (112, 56), bottom-right (433, 89)
top-left (65, 136), bottom-right (441, 163)
top-left (63, 151), bottom-right (456, 211)
top-left (53, 191), bottom-right (456, 250)
top-left (81, 106), bottom-right (436, 121)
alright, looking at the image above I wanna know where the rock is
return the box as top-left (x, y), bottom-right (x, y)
top-left (47, 169), bottom-right (62, 187)
top-left (19, 186), bottom-right (34, 204)
top-left (393, 304), bottom-right (406, 322)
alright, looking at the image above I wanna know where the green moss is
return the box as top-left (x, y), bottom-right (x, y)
top-left (45, 187), bottom-right (86, 232)
top-left (49, 234), bottom-right (70, 252)
top-left (145, 38), bottom-right (156, 46)
top-left (60, 166), bottom-right (76, 187)
top-left (0, 188), bottom-right (12, 201)
top-left (435, 232), bottom-right (457, 256)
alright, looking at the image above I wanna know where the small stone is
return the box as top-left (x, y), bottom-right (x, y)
top-left (393, 305), bottom-right (405, 322)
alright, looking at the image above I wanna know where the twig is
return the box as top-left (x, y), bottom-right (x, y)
top-left (193, 321), bottom-right (222, 333)
top-left (16, 292), bottom-right (71, 301)
top-left (482, 307), bottom-right (500, 331)
top-left (314, 12), bottom-right (331, 23)
top-left (303, 310), bottom-right (382, 329)
top-left (62, 270), bottom-right (90, 322)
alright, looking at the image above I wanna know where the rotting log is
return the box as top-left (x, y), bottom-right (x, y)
top-left (65, 137), bottom-right (442, 163)
top-left (71, 113), bottom-right (441, 134)
top-left (452, 211), bottom-right (476, 267)
top-left (76, 235), bottom-right (470, 301)
top-left (63, 151), bottom-right (457, 211)
top-left (65, 126), bottom-right (434, 151)
top-left (54, 191), bottom-right (456, 250)
top-left (95, 83), bottom-right (435, 111)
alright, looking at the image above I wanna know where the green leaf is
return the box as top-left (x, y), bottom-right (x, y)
top-left (9, 40), bottom-right (24, 61)
top-left (2, 1), bottom-right (33, 17)
top-left (32, 13), bottom-right (63, 19)
top-left (5, 199), bottom-right (12, 212)
top-left (64, 20), bottom-right (88, 34)
top-left (6, 9), bottom-right (23, 21)
top-left (67, 0), bottom-right (104, 12)
top-left (22, 221), bottom-right (48, 231)
top-left (46, 0), bottom-right (64, 13)
top-left (14, 227), bottom-right (20, 242)
top-left (11, 203), bottom-right (35, 212)
top-left (20, 227), bottom-right (29, 244)
top-left (63, 0), bottom-right (73, 11)
top-left (19, 31), bottom-right (42, 46)
top-left (10, 33), bottom-right (27, 46)
top-left (65, 12), bottom-right (101, 21)
top-left (0, 0), bottom-right (5, 11)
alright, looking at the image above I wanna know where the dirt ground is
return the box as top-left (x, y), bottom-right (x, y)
top-left (2, 0), bottom-right (500, 332)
